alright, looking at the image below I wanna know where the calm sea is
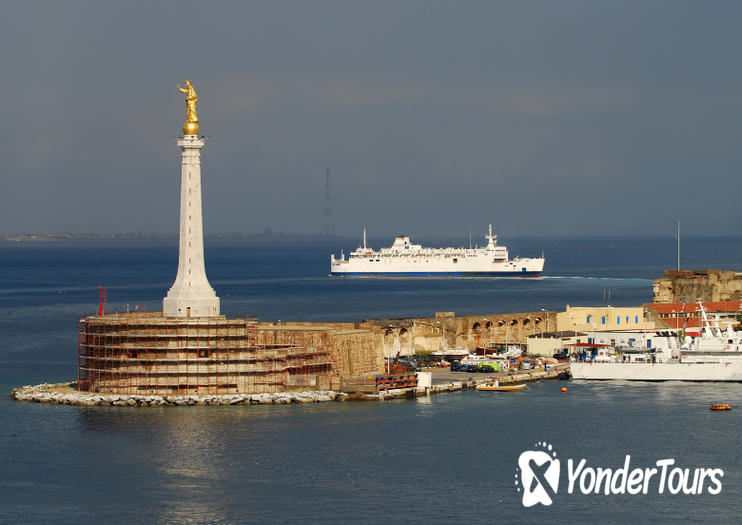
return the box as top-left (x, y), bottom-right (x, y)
top-left (1, 236), bottom-right (741, 523)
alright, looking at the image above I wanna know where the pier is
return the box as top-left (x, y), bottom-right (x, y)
top-left (369, 363), bottom-right (569, 400)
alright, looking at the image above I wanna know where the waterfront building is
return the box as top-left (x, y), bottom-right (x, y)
top-left (645, 301), bottom-right (742, 333)
top-left (555, 305), bottom-right (653, 333)
top-left (526, 331), bottom-right (588, 357)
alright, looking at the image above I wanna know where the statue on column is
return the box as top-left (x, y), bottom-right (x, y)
top-left (177, 80), bottom-right (200, 135)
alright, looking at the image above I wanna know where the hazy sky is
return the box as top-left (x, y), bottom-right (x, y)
top-left (2, 1), bottom-right (742, 237)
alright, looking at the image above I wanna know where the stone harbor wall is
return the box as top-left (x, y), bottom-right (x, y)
top-left (255, 324), bottom-right (384, 377)
top-left (331, 329), bottom-right (384, 376)
top-left (365, 310), bottom-right (558, 356)
top-left (77, 314), bottom-right (386, 396)
top-left (653, 269), bottom-right (742, 303)
top-left (71, 310), bottom-right (562, 397)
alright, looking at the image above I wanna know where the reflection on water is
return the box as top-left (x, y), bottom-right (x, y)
top-left (45, 383), bottom-right (738, 523)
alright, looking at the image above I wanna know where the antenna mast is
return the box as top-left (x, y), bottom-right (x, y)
top-left (320, 168), bottom-right (336, 236)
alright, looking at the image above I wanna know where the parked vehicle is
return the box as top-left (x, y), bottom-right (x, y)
top-left (395, 357), bottom-right (421, 372)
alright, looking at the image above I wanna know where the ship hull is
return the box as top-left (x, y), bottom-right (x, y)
top-left (329, 271), bottom-right (542, 277)
top-left (570, 361), bottom-right (742, 381)
top-left (330, 254), bottom-right (545, 276)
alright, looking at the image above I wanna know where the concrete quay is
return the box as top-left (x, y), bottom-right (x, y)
top-left (356, 363), bottom-right (570, 400)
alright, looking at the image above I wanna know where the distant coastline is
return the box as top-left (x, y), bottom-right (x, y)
top-left (1, 232), bottom-right (346, 242)
top-left (5, 232), bottom-right (742, 243)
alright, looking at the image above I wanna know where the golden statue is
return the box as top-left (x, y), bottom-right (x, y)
top-left (177, 79), bottom-right (199, 135)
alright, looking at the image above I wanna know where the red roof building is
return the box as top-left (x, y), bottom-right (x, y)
top-left (646, 301), bottom-right (742, 333)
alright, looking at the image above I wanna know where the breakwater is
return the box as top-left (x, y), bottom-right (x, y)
top-left (10, 383), bottom-right (343, 406)
top-left (11, 364), bottom-right (568, 406)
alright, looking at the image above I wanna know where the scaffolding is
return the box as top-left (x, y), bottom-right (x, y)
top-left (78, 313), bottom-right (336, 395)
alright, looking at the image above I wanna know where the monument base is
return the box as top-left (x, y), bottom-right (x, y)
top-left (163, 294), bottom-right (220, 318)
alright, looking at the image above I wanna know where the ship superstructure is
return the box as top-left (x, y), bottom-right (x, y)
top-left (330, 225), bottom-right (545, 277)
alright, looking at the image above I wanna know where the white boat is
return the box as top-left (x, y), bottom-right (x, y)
top-left (571, 301), bottom-right (742, 381)
top-left (330, 225), bottom-right (544, 277)
top-left (503, 345), bottom-right (523, 358)
top-left (459, 353), bottom-right (512, 370)
top-left (460, 354), bottom-right (493, 366)
top-left (431, 348), bottom-right (470, 359)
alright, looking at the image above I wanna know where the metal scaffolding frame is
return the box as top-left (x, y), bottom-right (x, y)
top-left (78, 314), bottom-right (336, 395)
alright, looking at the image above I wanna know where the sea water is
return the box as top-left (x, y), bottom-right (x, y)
top-left (1, 236), bottom-right (741, 523)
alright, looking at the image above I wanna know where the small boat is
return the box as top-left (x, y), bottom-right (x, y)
top-left (710, 404), bottom-right (731, 411)
top-left (477, 383), bottom-right (527, 392)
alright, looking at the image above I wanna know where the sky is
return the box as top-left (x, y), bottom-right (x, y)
top-left (2, 1), bottom-right (742, 238)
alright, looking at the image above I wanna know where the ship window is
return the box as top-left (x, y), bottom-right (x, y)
top-left (601, 316), bottom-right (606, 325)
top-left (617, 317), bottom-right (620, 324)
top-left (453, 258), bottom-right (458, 263)
top-left (635, 316), bottom-right (639, 323)
top-left (626, 316), bottom-right (630, 323)
top-left (586, 316), bottom-right (591, 324)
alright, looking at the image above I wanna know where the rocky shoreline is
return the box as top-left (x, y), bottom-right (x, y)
top-left (10, 383), bottom-right (345, 406)
top-left (10, 367), bottom-right (568, 407)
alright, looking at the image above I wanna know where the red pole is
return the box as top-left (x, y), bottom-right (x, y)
top-left (99, 285), bottom-right (103, 316)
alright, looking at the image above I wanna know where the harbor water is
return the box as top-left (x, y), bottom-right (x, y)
top-left (1, 236), bottom-right (741, 523)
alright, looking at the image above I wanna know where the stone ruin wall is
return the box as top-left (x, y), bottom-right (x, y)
top-left (365, 310), bottom-right (558, 356)
top-left (330, 330), bottom-right (384, 377)
top-left (653, 270), bottom-right (742, 303)
top-left (255, 324), bottom-right (384, 378)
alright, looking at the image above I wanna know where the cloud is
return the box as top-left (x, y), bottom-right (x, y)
top-left (211, 75), bottom-right (422, 114)
top-left (210, 74), bottom-right (639, 121)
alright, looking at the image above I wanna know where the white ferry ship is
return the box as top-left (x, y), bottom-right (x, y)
top-left (570, 302), bottom-right (742, 381)
top-left (330, 225), bottom-right (545, 277)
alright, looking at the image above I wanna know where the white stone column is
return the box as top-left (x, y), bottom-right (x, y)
top-left (163, 135), bottom-right (220, 317)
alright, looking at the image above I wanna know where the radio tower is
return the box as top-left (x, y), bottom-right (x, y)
top-left (320, 168), bottom-right (336, 236)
